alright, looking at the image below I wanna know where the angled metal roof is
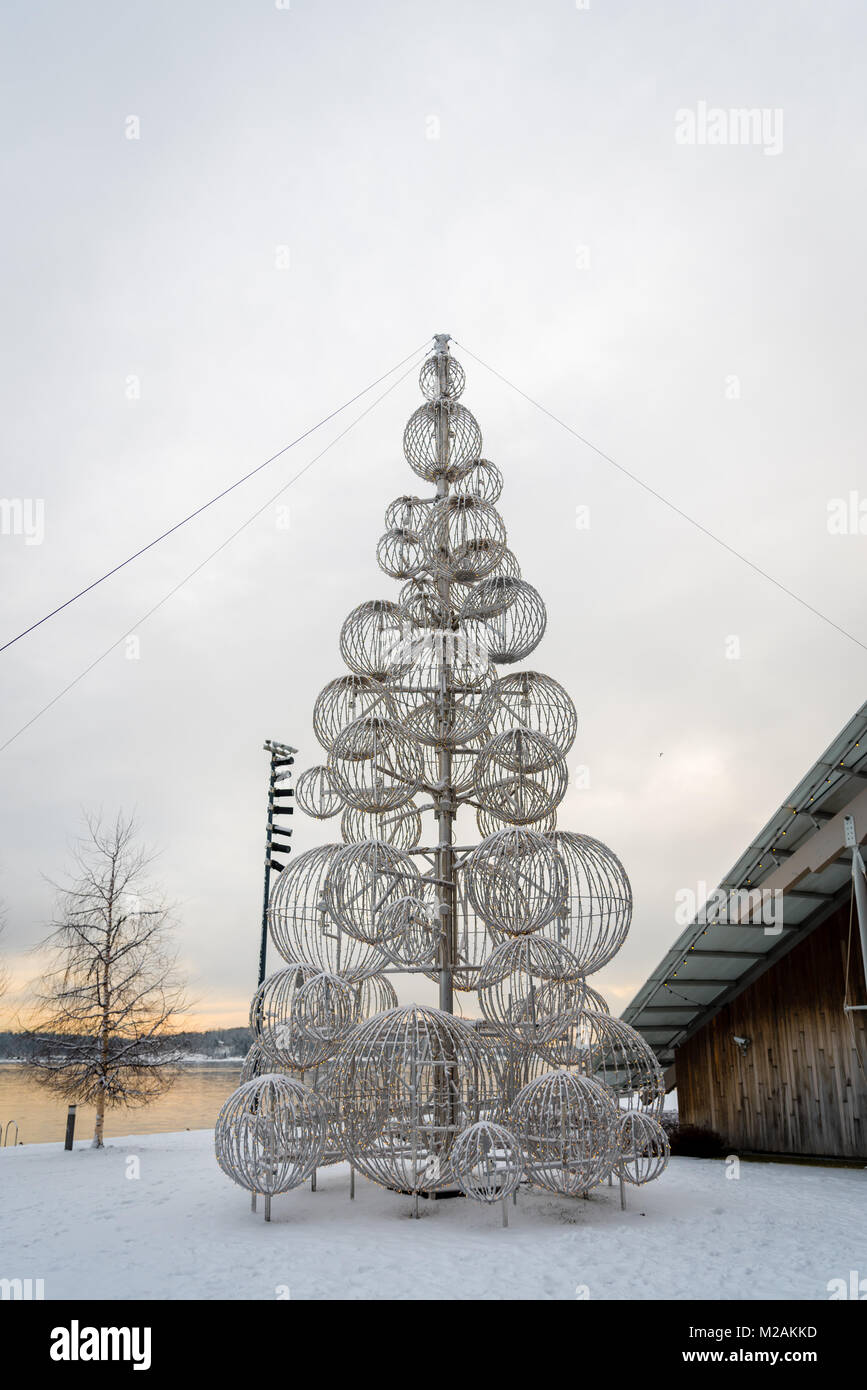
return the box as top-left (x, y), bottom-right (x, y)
top-left (621, 701), bottom-right (867, 1067)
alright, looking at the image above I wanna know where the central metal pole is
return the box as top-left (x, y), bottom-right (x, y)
top-left (434, 333), bottom-right (456, 1016)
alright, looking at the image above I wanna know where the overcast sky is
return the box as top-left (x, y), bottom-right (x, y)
top-left (1, 0), bottom-right (865, 1030)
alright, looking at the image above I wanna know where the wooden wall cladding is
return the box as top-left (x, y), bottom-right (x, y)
top-left (676, 902), bottom-right (867, 1157)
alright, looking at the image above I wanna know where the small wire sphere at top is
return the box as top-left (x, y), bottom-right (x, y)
top-left (450, 1121), bottom-right (524, 1204)
top-left (617, 1111), bottom-right (670, 1185)
top-left (327, 715), bottom-right (423, 813)
top-left (486, 671), bottom-right (578, 760)
top-left (376, 528), bottom-right (426, 581)
top-left (326, 1004), bottom-right (496, 1194)
top-left (464, 827), bottom-right (568, 935)
top-left (462, 577), bottom-right (547, 665)
top-left (452, 457), bottom-right (504, 505)
top-left (268, 843), bottom-right (387, 981)
top-left (215, 1074), bottom-right (327, 1198)
top-left (474, 733), bottom-right (568, 825)
top-left (341, 801), bottom-right (422, 850)
top-left (420, 496), bottom-right (508, 584)
top-left (403, 401), bottom-right (481, 484)
top-left (324, 838), bottom-right (422, 946)
top-left (537, 831), bottom-right (633, 974)
top-left (339, 600), bottom-right (412, 682)
top-left (477, 935), bottom-right (586, 1047)
top-left (251, 963), bottom-right (356, 1071)
top-left (312, 674), bottom-right (395, 753)
top-left (512, 1070), bottom-right (621, 1197)
top-left (295, 764), bottom-right (343, 819)
top-left (418, 351), bottom-right (466, 403)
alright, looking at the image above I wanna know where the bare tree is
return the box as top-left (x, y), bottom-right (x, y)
top-left (25, 812), bottom-right (188, 1147)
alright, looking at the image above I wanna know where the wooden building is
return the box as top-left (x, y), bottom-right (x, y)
top-left (623, 703), bottom-right (867, 1159)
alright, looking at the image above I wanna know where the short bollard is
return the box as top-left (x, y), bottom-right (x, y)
top-left (64, 1104), bottom-right (77, 1151)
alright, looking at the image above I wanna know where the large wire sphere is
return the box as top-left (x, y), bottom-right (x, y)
top-left (341, 802), bottom-right (422, 850)
top-left (477, 936), bottom-right (586, 1046)
top-left (512, 1071), bottom-right (621, 1196)
top-left (327, 715), bottom-right (423, 813)
top-left (476, 804), bottom-right (558, 838)
top-left (487, 671), bottom-right (578, 759)
top-left (559, 1010), bottom-right (666, 1114)
top-left (295, 764), bottom-right (343, 819)
top-left (421, 496), bottom-right (508, 584)
top-left (386, 627), bottom-right (494, 748)
top-left (339, 600), bottom-right (411, 681)
top-left (384, 495), bottom-right (435, 532)
top-left (452, 457), bottom-right (504, 505)
top-left (324, 838), bottom-right (422, 945)
top-left (475, 735), bottom-right (568, 825)
top-left (538, 831), bottom-right (633, 974)
top-left (268, 844), bottom-right (386, 981)
top-left (451, 1121), bottom-right (524, 1204)
top-left (418, 351), bottom-right (466, 402)
top-left (251, 964), bottom-right (355, 1070)
top-left (465, 827), bottom-right (568, 935)
top-left (403, 401), bottom-right (481, 483)
top-left (327, 1005), bottom-right (495, 1194)
top-left (617, 1111), bottom-right (670, 1185)
top-left (312, 674), bottom-right (394, 753)
top-left (376, 528), bottom-right (426, 581)
top-left (450, 545), bottom-right (521, 614)
top-left (215, 1075), bottom-right (326, 1196)
top-left (378, 895), bottom-right (440, 971)
top-left (463, 578), bottom-right (547, 665)
top-left (398, 577), bottom-right (453, 630)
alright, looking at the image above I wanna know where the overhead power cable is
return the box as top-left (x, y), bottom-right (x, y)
top-left (0, 338), bottom-right (432, 656)
top-left (455, 340), bottom-right (867, 657)
top-left (0, 350), bottom-right (428, 755)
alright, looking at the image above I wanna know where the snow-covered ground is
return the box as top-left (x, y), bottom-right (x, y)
top-left (2, 1129), bottom-right (862, 1300)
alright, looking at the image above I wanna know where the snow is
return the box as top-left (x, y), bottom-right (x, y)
top-left (2, 1129), bottom-right (863, 1300)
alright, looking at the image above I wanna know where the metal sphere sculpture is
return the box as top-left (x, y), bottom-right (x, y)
top-left (618, 1111), bottom-right (670, 1185)
top-left (220, 338), bottom-right (667, 1222)
top-left (512, 1071), bottom-right (621, 1196)
top-left (327, 1005), bottom-right (495, 1194)
top-left (215, 1075), bottom-right (327, 1208)
top-left (451, 1121), bottom-right (524, 1205)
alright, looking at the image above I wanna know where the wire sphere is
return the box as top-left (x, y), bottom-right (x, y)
top-left (403, 401), bottom-right (481, 483)
top-left (452, 457), bottom-right (503, 505)
top-left (476, 804), bottom-right (558, 837)
top-left (450, 546), bottom-right (521, 614)
top-left (295, 764), bottom-right (343, 819)
top-left (328, 715), bottom-right (423, 813)
top-left (251, 964), bottom-right (355, 1070)
top-left (268, 844), bottom-right (386, 981)
top-left (465, 827), bottom-right (568, 935)
top-left (538, 832), bottom-right (633, 974)
top-left (215, 1074), bottom-right (326, 1196)
top-left (418, 351), bottom-right (466, 403)
top-left (421, 496), bottom-right (508, 584)
top-left (376, 528), bottom-right (426, 580)
top-left (451, 1121), bottom-right (524, 1203)
top-left (339, 600), bottom-right (411, 681)
top-left (349, 971), bottom-right (399, 1019)
top-left (327, 1004), bottom-right (495, 1194)
top-left (478, 936), bottom-right (586, 1046)
top-left (487, 671), bottom-right (578, 758)
top-left (474, 735), bottom-right (568, 825)
top-left (341, 802), bottom-right (422, 850)
top-left (617, 1111), bottom-right (670, 1185)
top-left (313, 674), bottom-right (394, 753)
top-left (377, 895), bottom-right (440, 971)
top-left (240, 1039), bottom-right (271, 1084)
top-left (463, 577), bottom-right (547, 664)
top-left (324, 839), bottom-right (422, 945)
top-left (512, 1071), bottom-right (620, 1196)
top-left (384, 495), bottom-right (435, 532)
top-left (563, 1010), bottom-right (666, 1114)
top-left (419, 737), bottom-right (481, 796)
top-left (386, 627), bottom-right (494, 748)
top-left (398, 577), bottom-right (453, 630)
